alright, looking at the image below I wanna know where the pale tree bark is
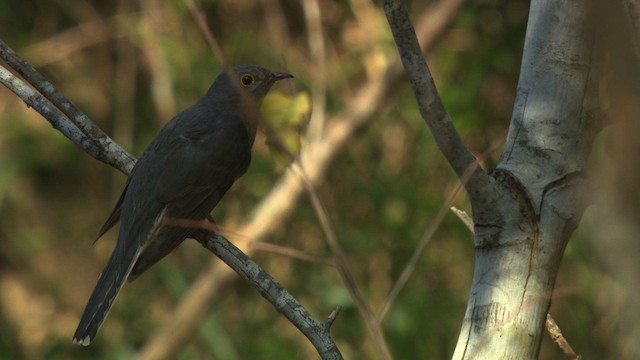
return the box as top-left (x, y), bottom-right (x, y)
top-left (384, 0), bottom-right (602, 358)
top-left (453, 0), bottom-right (598, 357)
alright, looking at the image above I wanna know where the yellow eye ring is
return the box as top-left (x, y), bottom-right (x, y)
top-left (240, 73), bottom-right (255, 87)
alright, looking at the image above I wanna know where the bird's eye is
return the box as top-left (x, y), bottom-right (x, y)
top-left (240, 73), bottom-right (255, 87)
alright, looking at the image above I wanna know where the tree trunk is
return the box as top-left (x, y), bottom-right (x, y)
top-left (452, 0), bottom-right (600, 358)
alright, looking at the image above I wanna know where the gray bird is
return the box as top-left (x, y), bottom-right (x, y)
top-left (73, 64), bottom-right (293, 345)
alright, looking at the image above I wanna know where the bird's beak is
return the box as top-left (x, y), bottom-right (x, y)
top-left (271, 71), bottom-right (294, 81)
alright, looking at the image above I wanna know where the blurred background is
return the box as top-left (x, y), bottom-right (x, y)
top-left (0, 0), bottom-right (638, 359)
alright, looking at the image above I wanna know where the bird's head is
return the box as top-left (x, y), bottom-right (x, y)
top-left (210, 64), bottom-right (293, 104)
top-left (234, 64), bottom-right (293, 100)
top-left (204, 64), bottom-right (293, 144)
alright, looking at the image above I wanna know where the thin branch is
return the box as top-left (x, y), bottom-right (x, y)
top-left (0, 65), bottom-right (100, 158)
top-left (376, 180), bottom-right (464, 322)
top-left (206, 232), bottom-right (342, 360)
top-left (324, 305), bottom-right (342, 330)
top-left (302, 0), bottom-right (327, 141)
top-left (186, 0), bottom-right (228, 67)
top-left (377, 96), bottom-right (507, 322)
top-left (0, 39), bottom-right (135, 174)
top-left (546, 314), bottom-right (582, 360)
top-left (162, 218), bottom-right (344, 360)
top-left (381, 0), bottom-right (490, 200)
top-left (244, 67), bottom-right (392, 356)
top-left (250, 241), bottom-right (335, 266)
top-left (450, 207), bottom-right (474, 233)
top-left (292, 163), bottom-right (394, 360)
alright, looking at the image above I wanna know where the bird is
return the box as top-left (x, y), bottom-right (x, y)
top-left (72, 64), bottom-right (293, 345)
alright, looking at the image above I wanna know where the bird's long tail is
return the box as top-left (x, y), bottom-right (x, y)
top-left (73, 208), bottom-right (165, 345)
top-left (72, 247), bottom-right (140, 346)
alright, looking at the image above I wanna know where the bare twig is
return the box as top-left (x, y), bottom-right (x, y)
top-left (161, 218), bottom-right (344, 360)
top-left (302, 0), bottom-right (327, 141)
top-left (381, 0), bottom-right (491, 202)
top-left (377, 135), bottom-right (496, 321)
top-left (205, 233), bottom-right (342, 360)
top-left (186, 0), bottom-right (228, 67)
top-left (0, 64), bottom-right (101, 158)
top-left (450, 207), bottom-right (474, 233)
top-left (0, 39), bottom-right (135, 174)
top-left (546, 314), bottom-right (582, 360)
top-left (376, 181), bottom-right (464, 322)
top-left (378, 132), bottom-right (506, 321)
top-left (292, 163), bottom-right (394, 360)
top-left (250, 241), bottom-right (335, 266)
top-left (325, 306), bottom-right (342, 330)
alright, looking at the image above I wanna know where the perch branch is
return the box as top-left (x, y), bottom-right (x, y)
top-left (162, 218), bottom-right (343, 360)
top-left (0, 39), bottom-right (135, 174)
top-left (0, 64), bottom-right (101, 158)
top-left (200, 232), bottom-right (343, 360)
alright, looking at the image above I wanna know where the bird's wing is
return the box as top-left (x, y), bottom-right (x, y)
top-left (93, 184), bottom-right (128, 243)
top-left (128, 182), bottom-right (232, 281)
top-left (126, 119), bottom-right (251, 280)
top-left (93, 138), bottom-right (149, 244)
top-left (154, 119), bottom-right (251, 210)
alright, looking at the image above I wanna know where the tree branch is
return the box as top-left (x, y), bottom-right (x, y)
top-left (0, 39), bottom-right (135, 174)
top-left (292, 163), bottom-right (393, 360)
top-left (545, 314), bottom-right (581, 360)
top-left (381, 0), bottom-right (492, 203)
top-left (173, 219), bottom-right (343, 360)
top-left (382, 0), bottom-right (600, 358)
top-left (0, 64), bottom-right (101, 158)
top-left (201, 234), bottom-right (343, 360)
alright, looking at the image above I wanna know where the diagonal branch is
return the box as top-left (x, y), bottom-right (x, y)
top-left (545, 314), bottom-right (582, 360)
top-left (291, 163), bottom-right (393, 360)
top-left (0, 39), bottom-right (135, 174)
top-left (163, 217), bottom-right (343, 360)
top-left (200, 232), bottom-right (343, 360)
top-left (0, 64), bottom-right (101, 159)
top-left (381, 0), bottom-right (492, 202)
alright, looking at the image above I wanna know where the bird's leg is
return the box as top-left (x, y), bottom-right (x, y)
top-left (190, 215), bottom-right (218, 246)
